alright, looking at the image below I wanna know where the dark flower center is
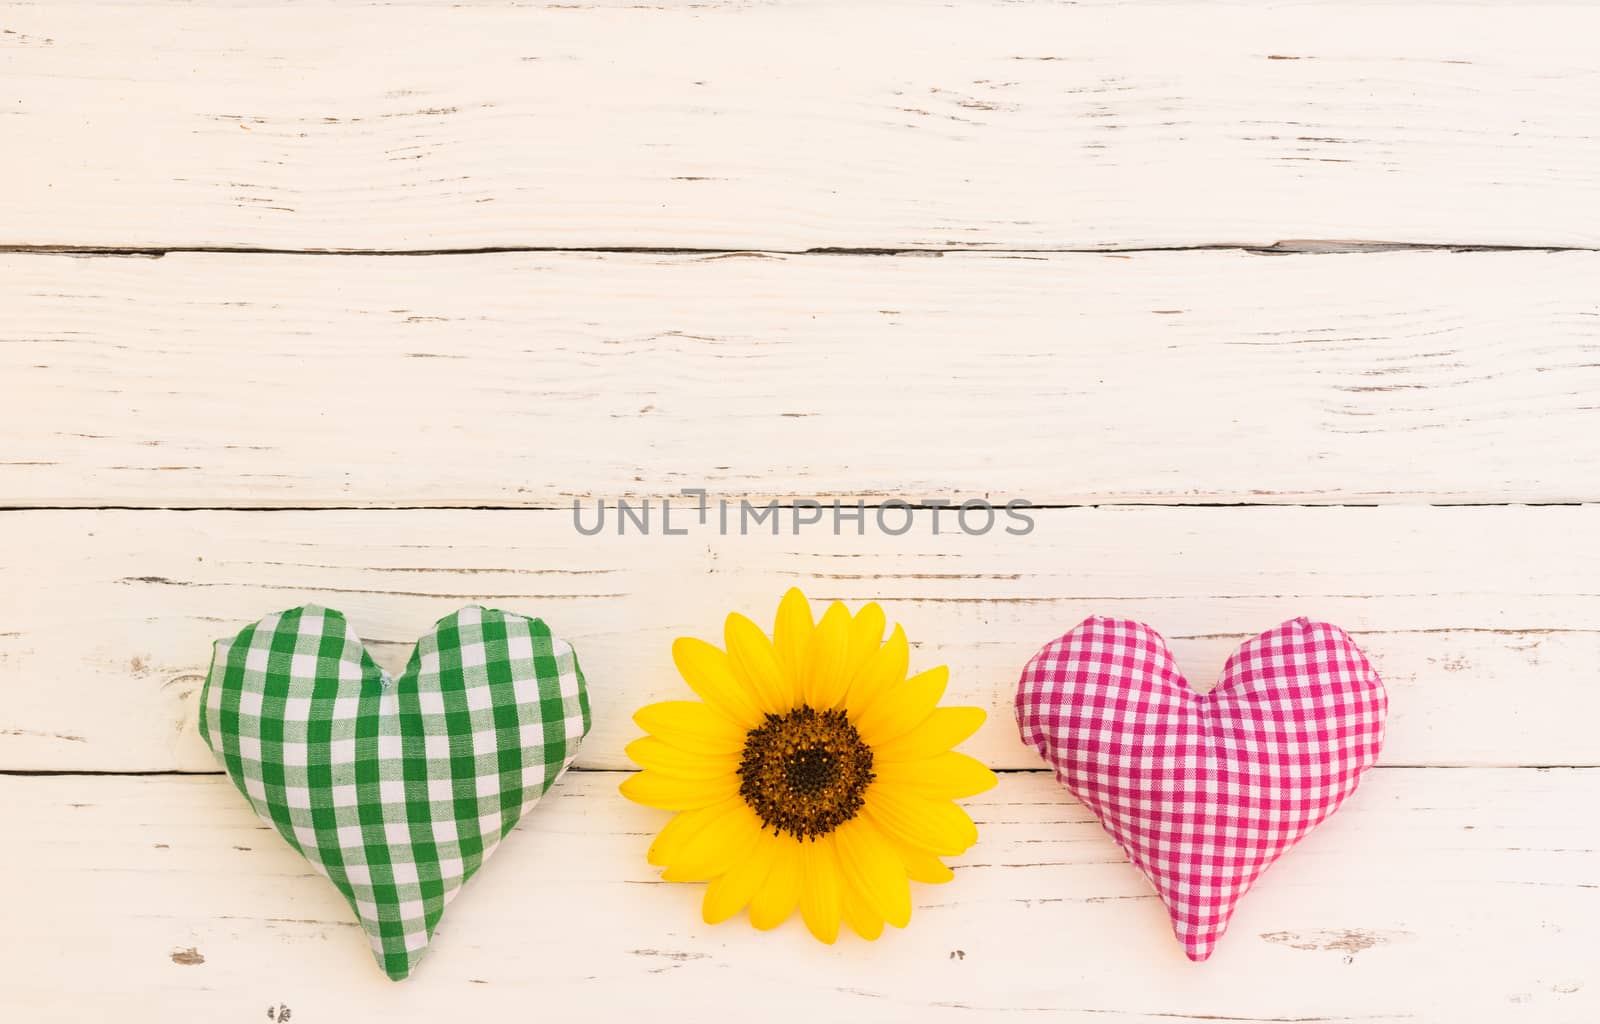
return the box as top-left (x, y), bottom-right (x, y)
top-left (737, 705), bottom-right (874, 841)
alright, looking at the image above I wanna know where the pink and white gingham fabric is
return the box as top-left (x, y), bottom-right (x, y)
top-left (1015, 616), bottom-right (1387, 962)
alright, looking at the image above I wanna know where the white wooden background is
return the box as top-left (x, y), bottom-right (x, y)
top-left (3, 3), bottom-right (1598, 1021)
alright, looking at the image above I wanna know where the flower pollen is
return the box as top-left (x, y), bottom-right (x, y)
top-left (738, 705), bottom-right (874, 841)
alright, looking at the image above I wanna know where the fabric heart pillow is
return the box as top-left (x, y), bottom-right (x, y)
top-left (199, 604), bottom-right (591, 979)
top-left (1015, 616), bottom-right (1386, 961)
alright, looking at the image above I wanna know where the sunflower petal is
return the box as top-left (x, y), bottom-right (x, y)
top-left (772, 588), bottom-right (814, 682)
top-left (835, 819), bottom-right (913, 929)
top-left (863, 784), bottom-right (979, 857)
top-left (855, 665), bottom-right (948, 746)
top-left (619, 769), bottom-right (739, 811)
top-left (634, 700), bottom-right (749, 757)
top-left (703, 831), bottom-right (778, 924)
top-left (748, 836), bottom-right (803, 930)
top-left (883, 828), bottom-right (956, 885)
top-left (625, 737), bottom-right (740, 780)
top-left (673, 637), bottom-right (762, 727)
top-left (873, 752), bottom-right (998, 799)
top-left (801, 601), bottom-right (851, 708)
top-left (646, 796), bottom-right (752, 867)
top-left (840, 875), bottom-right (885, 940)
top-left (843, 602), bottom-right (886, 685)
top-left (726, 612), bottom-right (792, 715)
top-left (873, 706), bottom-right (987, 764)
top-left (645, 806), bottom-right (714, 867)
top-left (798, 835), bottom-right (843, 944)
top-left (844, 624), bottom-right (908, 721)
top-left (659, 799), bottom-right (764, 881)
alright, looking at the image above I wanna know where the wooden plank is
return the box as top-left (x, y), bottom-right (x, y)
top-left (5, 250), bottom-right (1599, 507)
top-left (2, 505), bottom-right (1596, 772)
top-left (5, 769), bottom-right (1595, 1022)
top-left (4, 4), bottom-right (1600, 250)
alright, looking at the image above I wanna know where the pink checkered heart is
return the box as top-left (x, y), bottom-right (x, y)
top-left (1015, 616), bottom-right (1387, 962)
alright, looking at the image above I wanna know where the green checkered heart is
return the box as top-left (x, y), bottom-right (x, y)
top-left (199, 604), bottom-right (591, 980)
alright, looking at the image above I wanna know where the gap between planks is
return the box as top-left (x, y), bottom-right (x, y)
top-left (1, 240), bottom-right (1597, 259)
top-left (2, 503), bottom-right (1594, 513)
top-left (4, 764), bottom-right (1598, 778)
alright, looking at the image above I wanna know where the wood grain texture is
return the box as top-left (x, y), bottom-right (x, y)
top-left (6, 770), bottom-right (1596, 1023)
top-left (3, 505), bottom-right (1596, 772)
top-left (5, 4), bottom-right (1600, 250)
top-left (5, 249), bottom-right (1599, 507)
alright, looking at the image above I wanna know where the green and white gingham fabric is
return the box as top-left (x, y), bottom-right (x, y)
top-left (199, 604), bottom-right (591, 980)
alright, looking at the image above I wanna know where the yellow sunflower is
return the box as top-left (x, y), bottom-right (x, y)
top-left (620, 588), bottom-right (996, 942)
